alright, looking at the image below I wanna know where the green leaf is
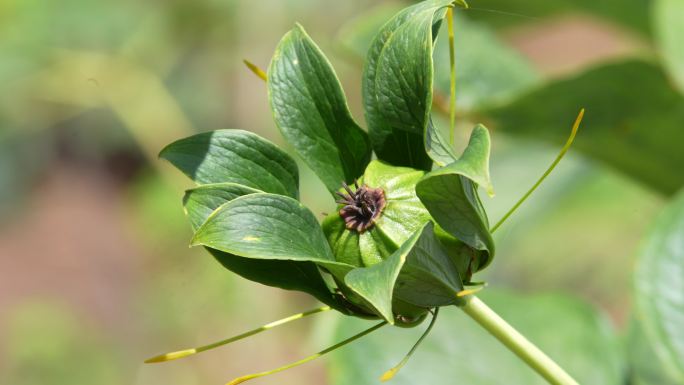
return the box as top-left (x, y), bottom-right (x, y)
top-left (416, 125), bottom-right (494, 267)
top-left (654, 0), bottom-right (684, 95)
top-left (482, 60), bottom-right (684, 195)
top-left (343, 223), bottom-right (428, 323)
top-left (425, 119), bottom-right (458, 167)
top-left (328, 290), bottom-right (623, 385)
top-left (362, 0), bottom-right (453, 170)
top-left (159, 129), bottom-right (299, 198)
top-left (341, 6), bottom-right (538, 112)
top-left (182, 183), bottom-right (353, 313)
top-left (183, 183), bottom-right (262, 229)
top-left (633, 189), bottom-right (684, 383)
top-left (191, 192), bottom-right (353, 278)
top-left (268, 24), bottom-right (371, 194)
top-left (344, 222), bottom-right (463, 323)
top-left (393, 222), bottom-right (464, 308)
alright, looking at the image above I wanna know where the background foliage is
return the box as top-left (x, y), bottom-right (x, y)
top-left (0, 0), bottom-right (682, 384)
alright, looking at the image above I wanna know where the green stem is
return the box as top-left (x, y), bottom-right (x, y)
top-left (459, 296), bottom-right (579, 385)
top-left (447, 7), bottom-right (457, 146)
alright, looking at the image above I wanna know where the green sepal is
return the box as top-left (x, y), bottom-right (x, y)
top-left (344, 222), bottom-right (464, 324)
top-left (416, 125), bottom-right (495, 269)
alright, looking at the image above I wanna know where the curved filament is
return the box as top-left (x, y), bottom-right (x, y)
top-left (144, 306), bottom-right (331, 363)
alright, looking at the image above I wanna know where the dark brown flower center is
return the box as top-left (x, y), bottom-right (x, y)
top-left (335, 181), bottom-right (386, 233)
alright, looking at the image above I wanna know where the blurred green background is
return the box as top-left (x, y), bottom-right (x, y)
top-left (0, 0), bottom-right (681, 384)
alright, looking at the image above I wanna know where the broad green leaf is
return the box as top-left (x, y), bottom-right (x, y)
top-left (633, 189), bottom-right (684, 383)
top-left (362, 0), bottom-right (453, 170)
top-left (159, 129), bottom-right (299, 198)
top-left (181, 183), bottom-right (351, 312)
top-left (344, 223), bottom-right (427, 323)
top-left (191, 193), bottom-right (354, 279)
top-left (340, 7), bottom-right (538, 112)
top-left (328, 291), bottom-right (623, 385)
top-left (183, 183), bottom-right (261, 229)
top-left (482, 60), bottom-right (684, 195)
top-left (654, 0), bottom-right (684, 95)
top-left (416, 125), bottom-right (494, 266)
top-left (268, 24), bottom-right (371, 194)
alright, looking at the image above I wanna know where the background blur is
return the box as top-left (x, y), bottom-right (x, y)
top-left (0, 0), bottom-right (678, 384)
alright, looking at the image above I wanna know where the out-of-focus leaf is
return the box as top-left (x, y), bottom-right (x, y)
top-left (654, 0), bottom-right (684, 95)
top-left (328, 291), bottom-right (623, 385)
top-left (339, 8), bottom-right (539, 111)
top-left (183, 185), bottom-right (352, 313)
top-left (191, 193), bottom-right (354, 279)
top-left (633, 189), bottom-right (684, 383)
top-left (461, 0), bottom-right (651, 36)
top-left (362, 0), bottom-right (453, 170)
top-left (159, 129), bottom-right (299, 198)
top-left (482, 60), bottom-right (684, 195)
top-left (268, 24), bottom-right (371, 194)
top-left (416, 125), bottom-right (494, 268)
top-left (393, 222), bottom-right (463, 308)
top-left (628, 317), bottom-right (683, 385)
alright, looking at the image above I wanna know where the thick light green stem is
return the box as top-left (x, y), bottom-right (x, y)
top-left (459, 296), bottom-right (579, 385)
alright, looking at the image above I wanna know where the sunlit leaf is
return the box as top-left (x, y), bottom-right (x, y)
top-left (159, 129), bottom-right (299, 198)
top-left (182, 183), bottom-right (352, 313)
top-left (340, 7), bottom-right (539, 111)
top-left (362, 0), bottom-right (453, 170)
top-left (268, 24), bottom-right (371, 194)
top-left (191, 193), bottom-right (354, 279)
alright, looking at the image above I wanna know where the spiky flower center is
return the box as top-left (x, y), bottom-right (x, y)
top-left (335, 181), bottom-right (386, 233)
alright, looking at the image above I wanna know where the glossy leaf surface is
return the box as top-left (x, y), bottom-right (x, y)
top-left (183, 184), bottom-right (351, 313)
top-left (159, 129), bottom-right (299, 198)
top-left (340, 7), bottom-right (538, 111)
top-left (362, 0), bottom-right (453, 170)
top-left (323, 161), bottom-right (432, 269)
top-left (192, 193), bottom-right (353, 275)
top-left (482, 60), bottom-right (684, 195)
top-left (329, 291), bottom-right (623, 385)
top-left (268, 24), bottom-right (371, 194)
top-left (634, 190), bottom-right (684, 383)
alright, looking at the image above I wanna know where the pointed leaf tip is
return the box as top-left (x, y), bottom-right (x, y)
top-left (380, 368), bottom-right (398, 382)
top-left (144, 349), bottom-right (196, 364)
top-left (268, 22), bottom-right (371, 194)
